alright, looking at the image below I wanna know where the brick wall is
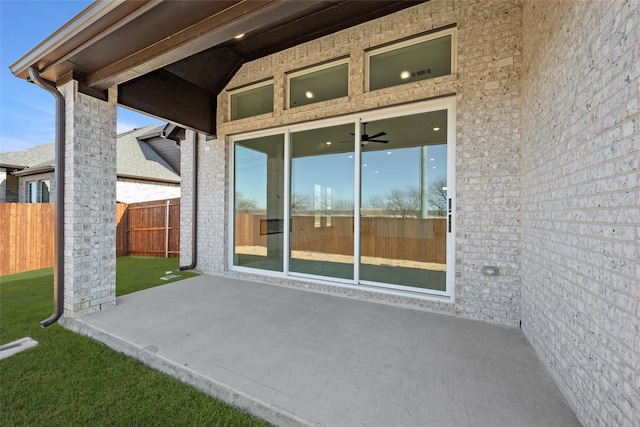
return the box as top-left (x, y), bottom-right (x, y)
top-left (61, 81), bottom-right (118, 317)
top-left (199, 0), bottom-right (524, 326)
top-left (521, 1), bottom-right (639, 426)
top-left (116, 177), bottom-right (180, 204)
top-left (181, 132), bottom-right (228, 273)
top-left (1, 169), bottom-right (20, 202)
top-left (179, 131), bottom-right (194, 268)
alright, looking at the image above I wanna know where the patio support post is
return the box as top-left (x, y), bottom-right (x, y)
top-left (59, 79), bottom-right (118, 318)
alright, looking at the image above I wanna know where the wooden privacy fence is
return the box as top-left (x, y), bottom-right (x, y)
top-left (0, 203), bottom-right (55, 276)
top-left (235, 213), bottom-right (446, 264)
top-left (118, 198), bottom-right (180, 258)
top-left (1, 198), bottom-right (180, 276)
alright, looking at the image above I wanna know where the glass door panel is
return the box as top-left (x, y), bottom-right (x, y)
top-left (233, 134), bottom-right (284, 272)
top-left (290, 124), bottom-right (355, 279)
top-left (360, 111), bottom-right (448, 290)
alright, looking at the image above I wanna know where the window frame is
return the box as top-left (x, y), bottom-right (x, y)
top-left (228, 79), bottom-right (275, 121)
top-left (286, 58), bottom-right (350, 109)
top-left (229, 97), bottom-right (457, 302)
top-left (365, 27), bottom-right (457, 92)
top-left (26, 179), bottom-right (50, 203)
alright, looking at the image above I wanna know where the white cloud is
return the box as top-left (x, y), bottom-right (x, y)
top-left (116, 121), bottom-right (140, 134)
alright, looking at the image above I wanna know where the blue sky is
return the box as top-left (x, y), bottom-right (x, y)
top-left (0, 0), bottom-right (163, 153)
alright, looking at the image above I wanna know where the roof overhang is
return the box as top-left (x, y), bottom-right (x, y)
top-left (0, 163), bottom-right (27, 171)
top-left (117, 173), bottom-right (180, 185)
top-left (12, 165), bottom-right (55, 177)
top-left (10, 0), bottom-right (426, 136)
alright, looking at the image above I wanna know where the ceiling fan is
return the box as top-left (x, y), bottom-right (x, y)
top-left (341, 122), bottom-right (389, 146)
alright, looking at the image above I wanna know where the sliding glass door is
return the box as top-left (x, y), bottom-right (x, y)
top-left (359, 110), bottom-right (448, 291)
top-left (289, 124), bottom-right (355, 280)
top-left (233, 134), bottom-right (284, 272)
top-left (232, 99), bottom-right (454, 297)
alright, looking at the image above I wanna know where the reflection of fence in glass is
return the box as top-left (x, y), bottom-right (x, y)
top-left (235, 213), bottom-right (445, 264)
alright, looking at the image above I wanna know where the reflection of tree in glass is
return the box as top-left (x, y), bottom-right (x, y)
top-left (365, 186), bottom-right (420, 217)
top-left (235, 192), bottom-right (259, 213)
top-left (386, 186), bottom-right (421, 217)
top-left (291, 193), bottom-right (354, 216)
top-left (428, 177), bottom-right (447, 217)
top-left (290, 193), bottom-right (312, 214)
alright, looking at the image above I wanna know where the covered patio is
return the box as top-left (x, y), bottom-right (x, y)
top-left (63, 275), bottom-right (580, 426)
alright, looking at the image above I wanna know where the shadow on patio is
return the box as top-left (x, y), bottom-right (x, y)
top-left (62, 275), bottom-right (581, 427)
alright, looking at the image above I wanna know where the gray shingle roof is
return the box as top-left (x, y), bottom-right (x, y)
top-left (0, 126), bottom-right (180, 182)
top-left (0, 142), bottom-right (54, 168)
top-left (116, 126), bottom-right (179, 182)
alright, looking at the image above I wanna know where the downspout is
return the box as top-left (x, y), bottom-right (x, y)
top-left (28, 67), bottom-right (65, 327)
top-left (179, 131), bottom-right (197, 270)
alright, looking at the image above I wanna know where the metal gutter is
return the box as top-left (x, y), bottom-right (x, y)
top-left (179, 131), bottom-right (197, 271)
top-left (117, 173), bottom-right (180, 184)
top-left (11, 2), bottom-right (126, 80)
top-left (28, 67), bottom-right (65, 328)
top-left (40, 1), bottom-right (163, 78)
top-left (12, 165), bottom-right (55, 177)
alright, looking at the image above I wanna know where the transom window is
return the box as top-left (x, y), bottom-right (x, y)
top-left (367, 28), bottom-right (456, 91)
top-left (229, 80), bottom-right (274, 120)
top-left (288, 59), bottom-right (349, 108)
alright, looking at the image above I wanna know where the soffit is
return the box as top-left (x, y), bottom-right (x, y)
top-left (11, 0), bottom-right (426, 135)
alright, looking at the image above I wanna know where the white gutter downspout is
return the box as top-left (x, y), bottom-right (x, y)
top-left (28, 67), bottom-right (65, 327)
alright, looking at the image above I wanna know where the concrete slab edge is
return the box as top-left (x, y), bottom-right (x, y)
top-left (0, 337), bottom-right (39, 360)
top-left (60, 317), bottom-right (317, 427)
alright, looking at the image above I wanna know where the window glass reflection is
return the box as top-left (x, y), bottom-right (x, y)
top-left (290, 123), bottom-right (354, 279)
top-left (360, 111), bottom-right (448, 290)
top-left (234, 134), bottom-right (284, 271)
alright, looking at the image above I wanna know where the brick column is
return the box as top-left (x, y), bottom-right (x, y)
top-left (60, 80), bottom-right (117, 317)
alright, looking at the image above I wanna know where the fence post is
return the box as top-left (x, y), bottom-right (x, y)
top-left (165, 200), bottom-right (170, 258)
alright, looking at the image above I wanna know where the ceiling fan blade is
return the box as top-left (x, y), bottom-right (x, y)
top-left (368, 131), bottom-right (387, 139)
top-left (370, 139), bottom-right (389, 144)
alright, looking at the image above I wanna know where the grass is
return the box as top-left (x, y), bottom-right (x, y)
top-left (0, 256), bottom-right (271, 427)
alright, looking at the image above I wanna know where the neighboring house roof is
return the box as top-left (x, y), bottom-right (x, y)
top-left (0, 125), bottom-right (180, 183)
top-left (0, 142), bottom-right (55, 170)
top-left (117, 125), bottom-right (180, 183)
top-left (138, 124), bottom-right (184, 174)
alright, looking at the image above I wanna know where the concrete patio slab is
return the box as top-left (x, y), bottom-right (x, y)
top-left (62, 275), bottom-right (581, 427)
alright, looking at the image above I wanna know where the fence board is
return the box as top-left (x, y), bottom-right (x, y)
top-left (116, 203), bottom-right (128, 257)
top-left (126, 198), bottom-right (180, 258)
top-left (0, 203), bottom-right (55, 276)
top-left (1, 198), bottom-right (180, 276)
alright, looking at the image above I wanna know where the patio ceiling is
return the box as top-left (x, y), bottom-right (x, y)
top-left (11, 0), bottom-right (426, 136)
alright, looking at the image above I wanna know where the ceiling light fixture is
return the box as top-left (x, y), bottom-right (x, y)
top-left (325, 141), bottom-right (332, 145)
top-left (305, 91), bottom-right (314, 99)
top-left (433, 127), bottom-right (440, 131)
top-left (234, 33), bottom-right (245, 39)
top-left (400, 70), bottom-right (411, 79)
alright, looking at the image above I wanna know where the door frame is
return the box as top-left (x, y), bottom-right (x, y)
top-left (229, 96), bottom-right (456, 301)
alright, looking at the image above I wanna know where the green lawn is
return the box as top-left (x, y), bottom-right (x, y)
top-left (0, 257), bottom-right (270, 426)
